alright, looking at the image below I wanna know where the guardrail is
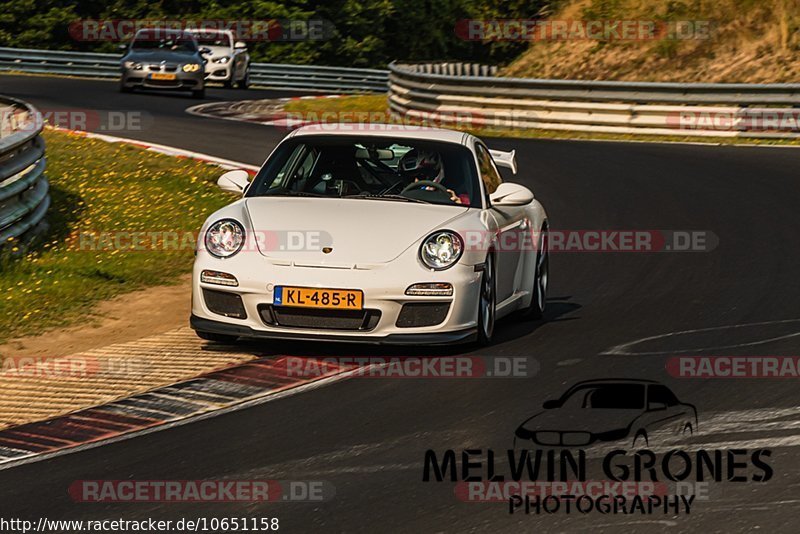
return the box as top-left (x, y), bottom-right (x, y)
top-left (389, 62), bottom-right (800, 138)
top-left (0, 95), bottom-right (49, 246)
top-left (0, 47), bottom-right (388, 93)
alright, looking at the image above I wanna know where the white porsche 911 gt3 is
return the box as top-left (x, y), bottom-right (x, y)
top-left (190, 125), bottom-right (549, 345)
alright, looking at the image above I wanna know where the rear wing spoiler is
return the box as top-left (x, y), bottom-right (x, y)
top-left (489, 149), bottom-right (517, 175)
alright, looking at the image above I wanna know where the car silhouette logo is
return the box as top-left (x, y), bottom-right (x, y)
top-left (514, 379), bottom-right (697, 448)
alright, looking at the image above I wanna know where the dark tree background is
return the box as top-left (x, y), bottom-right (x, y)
top-left (0, 0), bottom-right (554, 67)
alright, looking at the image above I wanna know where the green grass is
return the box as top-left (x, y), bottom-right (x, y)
top-left (282, 94), bottom-right (800, 146)
top-left (0, 129), bottom-right (232, 342)
top-left (283, 95), bottom-right (388, 114)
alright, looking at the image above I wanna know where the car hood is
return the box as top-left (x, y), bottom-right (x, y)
top-left (202, 46), bottom-right (232, 59)
top-left (124, 51), bottom-right (199, 63)
top-left (244, 197), bottom-right (469, 265)
top-left (517, 408), bottom-right (643, 435)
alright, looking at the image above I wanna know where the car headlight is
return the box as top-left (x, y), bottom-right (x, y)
top-left (419, 230), bottom-right (463, 270)
top-left (204, 219), bottom-right (245, 258)
top-left (123, 61), bottom-right (142, 70)
top-left (212, 56), bottom-right (231, 64)
top-left (182, 63), bottom-right (201, 72)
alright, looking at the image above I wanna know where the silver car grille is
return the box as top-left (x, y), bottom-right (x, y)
top-left (147, 64), bottom-right (178, 72)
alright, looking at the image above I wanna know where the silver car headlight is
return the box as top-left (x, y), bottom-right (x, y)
top-left (204, 219), bottom-right (245, 258)
top-left (212, 56), bottom-right (231, 64)
top-left (123, 61), bottom-right (142, 70)
top-left (419, 230), bottom-right (463, 270)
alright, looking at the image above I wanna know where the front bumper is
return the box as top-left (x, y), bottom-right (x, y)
top-left (121, 69), bottom-right (205, 91)
top-left (205, 63), bottom-right (233, 81)
top-left (191, 314), bottom-right (476, 345)
top-left (191, 252), bottom-right (483, 345)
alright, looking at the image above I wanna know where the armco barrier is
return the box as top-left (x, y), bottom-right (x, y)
top-left (0, 47), bottom-right (388, 93)
top-left (388, 62), bottom-right (800, 138)
top-left (0, 96), bottom-right (49, 245)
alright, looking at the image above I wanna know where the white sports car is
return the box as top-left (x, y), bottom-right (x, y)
top-left (190, 29), bottom-right (251, 88)
top-left (190, 125), bottom-right (549, 345)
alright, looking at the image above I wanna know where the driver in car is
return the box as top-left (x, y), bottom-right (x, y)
top-left (399, 149), bottom-right (465, 204)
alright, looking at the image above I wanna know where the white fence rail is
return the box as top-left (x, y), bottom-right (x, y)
top-left (0, 47), bottom-right (388, 93)
top-left (389, 62), bottom-right (800, 138)
top-left (0, 95), bottom-right (48, 246)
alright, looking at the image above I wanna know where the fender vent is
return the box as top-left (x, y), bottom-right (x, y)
top-left (396, 302), bottom-right (450, 328)
top-left (202, 289), bottom-right (247, 319)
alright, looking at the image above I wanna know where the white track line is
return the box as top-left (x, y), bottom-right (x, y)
top-left (49, 126), bottom-right (260, 172)
top-left (601, 319), bottom-right (800, 356)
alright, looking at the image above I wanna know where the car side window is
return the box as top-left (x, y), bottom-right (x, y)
top-left (648, 385), bottom-right (679, 406)
top-left (270, 144), bottom-right (307, 189)
top-left (296, 148), bottom-right (317, 180)
top-left (475, 143), bottom-right (503, 196)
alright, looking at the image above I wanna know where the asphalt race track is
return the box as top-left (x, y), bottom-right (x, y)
top-left (3, 74), bottom-right (800, 532)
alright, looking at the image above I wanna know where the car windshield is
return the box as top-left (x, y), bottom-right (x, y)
top-left (246, 136), bottom-right (481, 207)
top-left (193, 33), bottom-right (232, 48)
top-left (561, 384), bottom-right (646, 410)
top-left (132, 35), bottom-right (197, 52)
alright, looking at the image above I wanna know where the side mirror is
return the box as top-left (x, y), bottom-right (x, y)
top-left (647, 402), bottom-right (667, 412)
top-left (490, 182), bottom-right (534, 207)
top-left (542, 400), bottom-right (560, 409)
top-left (234, 41), bottom-right (247, 50)
top-left (199, 47), bottom-right (212, 55)
top-left (218, 169), bottom-right (250, 194)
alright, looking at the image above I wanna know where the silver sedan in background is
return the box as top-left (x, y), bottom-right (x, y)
top-left (120, 29), bottom-right (207, 98)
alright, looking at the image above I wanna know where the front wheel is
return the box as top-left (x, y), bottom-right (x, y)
top-left (237, 67), bottom-right (250, 89)
top-left (476, 254), bottom-right (496, 346)
top-left (523, 227), bottom-right (548, 319)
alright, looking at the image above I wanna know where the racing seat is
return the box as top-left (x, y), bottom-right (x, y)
top-left (309, 151), bottom-right (364, 195)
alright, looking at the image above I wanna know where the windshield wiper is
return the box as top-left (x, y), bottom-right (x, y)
top-left (347, 193), bottom-right (430, 204)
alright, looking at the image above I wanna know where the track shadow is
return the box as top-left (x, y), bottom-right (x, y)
top-left (493, 296), bottom-right (582, 345)
top-left (1, 184), bottom-right (85, 259)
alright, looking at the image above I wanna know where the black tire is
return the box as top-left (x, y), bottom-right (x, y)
top-left (223, 79), bottom-right (234, 89)
top-left (191, 88), bottom-right (206, 99)
top-left (524, 226), bottom-right (549, 319)
top-left (237, 67), bottom-right (250, 89)
top-left (195, 330), bottom-right (238, 344)
top-left (476, 254), bottom-right (496, 346)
